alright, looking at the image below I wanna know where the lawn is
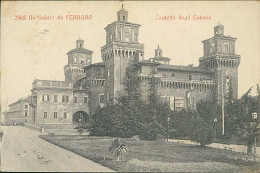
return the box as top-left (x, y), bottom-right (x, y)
top-left (39, 135), bottom-right (260, 172)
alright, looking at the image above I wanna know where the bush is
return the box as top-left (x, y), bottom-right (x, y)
top-left (109, 137), bottom-right (128, 161)
top-left (77, 127), bottom-right (84, 135)
top-left (190, 117), bottom-right (214, 147)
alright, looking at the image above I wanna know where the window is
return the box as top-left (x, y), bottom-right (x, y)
top-left (42, 95), bottom-right (49, 102)
top-left (81, 57), bottom-right (85, 64)
top-left (84, 97), bottom-right (88, 103)
top-left (62, 95), bottom-right (69, 102)
top-left (174, 97), bottom-right (185, 111)
top-left (107, 94), bottom-right (112, 103)
top-left (118, 31), bottom-right (121, 40)
top-left (54, 95), bottom-right (58, 102)
top-left (64, 112), bottom-right (67, 119)
top-left (54, 112), bottom-right (57, 119)
top-left (74, 96), bottom-right (78, 103)
top-left (163, 73), bottom-right (166, 78)
top-left (188, 74), bottom-right (192, 80)
top-left (25, 112), bottom-right (28, 117)
top-left (99, 94), bottom-right (105, 104)
top-left (101, 68), bottom-right (104, 77)
top-left (44, 112), bottom-right (48, 119)
top-left (123, 15), bottom-right (125, 21)
top-left (107, 68), bottom-right (110, 77)
top-left (225, 45), bottom-right (229, 54)
top-left (80, 43), bottom-right (82, 48)
top-left (172, 73), bottom-right (175, 78)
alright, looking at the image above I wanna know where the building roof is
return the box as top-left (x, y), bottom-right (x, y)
top-left (67, 47), bottom-right (93, 55)
top-left (8, 96), bottom-right (30, 107)
top-left (153, 57), bottom-right (171, 61)
top-left (134, 60), bottom-right (161, 66)
top-left (202, 35), bottom-right (237, 42)
top-left (83, 62), bottom-right (105, 70)
top-left (31, 79), bottom-right (73, 90)
top-left (157, 64), bottom-right (214, 73)
top-left (117, 7), bottom-right (128, 13)
top-left (105, 21), bottom-right (141, 30)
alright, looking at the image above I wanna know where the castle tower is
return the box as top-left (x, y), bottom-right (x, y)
top-left (199, 24), bottom-right (241, 101)
top-left (64, 38), bottom-right (93, 84)
top-left (155, 44), bottom-right (162, 57)
top-left (101, 6), bottom-right (144, 101)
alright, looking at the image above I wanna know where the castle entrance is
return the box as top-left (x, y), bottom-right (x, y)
top-left (72, 111), bottom-right (89, 124)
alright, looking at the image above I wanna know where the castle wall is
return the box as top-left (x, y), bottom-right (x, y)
top-left (138, 64), bottom-right (215, 110)
top-left (72, 91), bottom-right (90, 115)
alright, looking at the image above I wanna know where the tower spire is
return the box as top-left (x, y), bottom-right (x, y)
top-left (117, 3), bottom-right (128, 22)
top-left (155, 45), bottom-right (162, 57)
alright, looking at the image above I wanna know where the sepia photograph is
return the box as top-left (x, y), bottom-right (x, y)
top-left (0, 0), bottom-right (260, 172)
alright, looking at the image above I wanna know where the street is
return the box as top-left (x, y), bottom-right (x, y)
top-left (0, 126), bottom-right (114, 172)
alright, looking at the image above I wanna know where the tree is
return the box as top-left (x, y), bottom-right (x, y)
top-left (233, 86), bottom-right (260, 154)
top-left (196, 99), bottom-right (221, 123)
top-left (122, 66), bottom-right (142, 106)
top-left (190, 116), bottom-right (214, 147)
top-left (171, 109), bottom-right (197, 138)
top-left (90, 63), bottom-right (170, 141)
top-left (236, 121), bottom-right (259, 154)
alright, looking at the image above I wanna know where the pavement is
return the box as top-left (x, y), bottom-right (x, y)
top-left (169, 139), bottom-right (260, 156)
top-left (0, 126), bottom-right (114, 172)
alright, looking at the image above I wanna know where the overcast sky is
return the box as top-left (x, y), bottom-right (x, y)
top-left (1, 1), bottom-right (260, 111)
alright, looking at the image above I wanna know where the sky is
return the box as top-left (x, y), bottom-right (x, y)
top-left (1, 1), bottom-right (260, 111)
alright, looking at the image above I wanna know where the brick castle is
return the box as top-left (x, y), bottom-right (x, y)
top-left (4, 7), bottom-right (240, 127)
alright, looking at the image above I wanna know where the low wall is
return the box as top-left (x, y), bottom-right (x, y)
top-left (23, 123), bottom-right (44, 133)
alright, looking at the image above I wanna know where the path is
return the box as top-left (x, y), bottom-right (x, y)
top-left (0, 126), bottom-right (114, 172)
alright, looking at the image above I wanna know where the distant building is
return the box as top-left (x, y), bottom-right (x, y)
top-left (4, 97), bottom-right (32, 125)
top-left (4, 7), bottom-right (240, 127)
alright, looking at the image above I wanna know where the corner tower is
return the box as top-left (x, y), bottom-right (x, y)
top-left (64, 38), bottom-right (93, 84)
top-left (199, 24), bottom-right (240, 101)
top-left (101, 6), bottom-right (144, 101)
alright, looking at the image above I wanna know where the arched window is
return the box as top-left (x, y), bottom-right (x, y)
top-left (123, 15), bottom-right (125, 21)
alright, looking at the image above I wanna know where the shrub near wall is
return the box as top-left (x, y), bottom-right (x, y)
top-left (190, 117), bottom-right (214, 147)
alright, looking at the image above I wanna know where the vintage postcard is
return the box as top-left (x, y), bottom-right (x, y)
top-left (0, 1), bottom-right (260, 172)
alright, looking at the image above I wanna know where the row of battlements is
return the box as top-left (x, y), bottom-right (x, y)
top-left (139, 73), bottom-right (214, 85)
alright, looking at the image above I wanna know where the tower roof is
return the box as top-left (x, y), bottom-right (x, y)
top-left (156, 44), bottom-right (162, 50)
top-left (117, 4), bottom-right (128, 13)
top-left (77, 36), bottom-right (83, 41)
top-left (67, 48), bottom-right (93, 55)
top-left (117, 4), bottom-right (128, 22)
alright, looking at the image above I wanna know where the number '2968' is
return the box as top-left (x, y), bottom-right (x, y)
top-left (15, 15), bottom-right (26, 20)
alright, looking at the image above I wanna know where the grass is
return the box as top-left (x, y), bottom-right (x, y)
top-left (39, 135), bottom-right (260, 172)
